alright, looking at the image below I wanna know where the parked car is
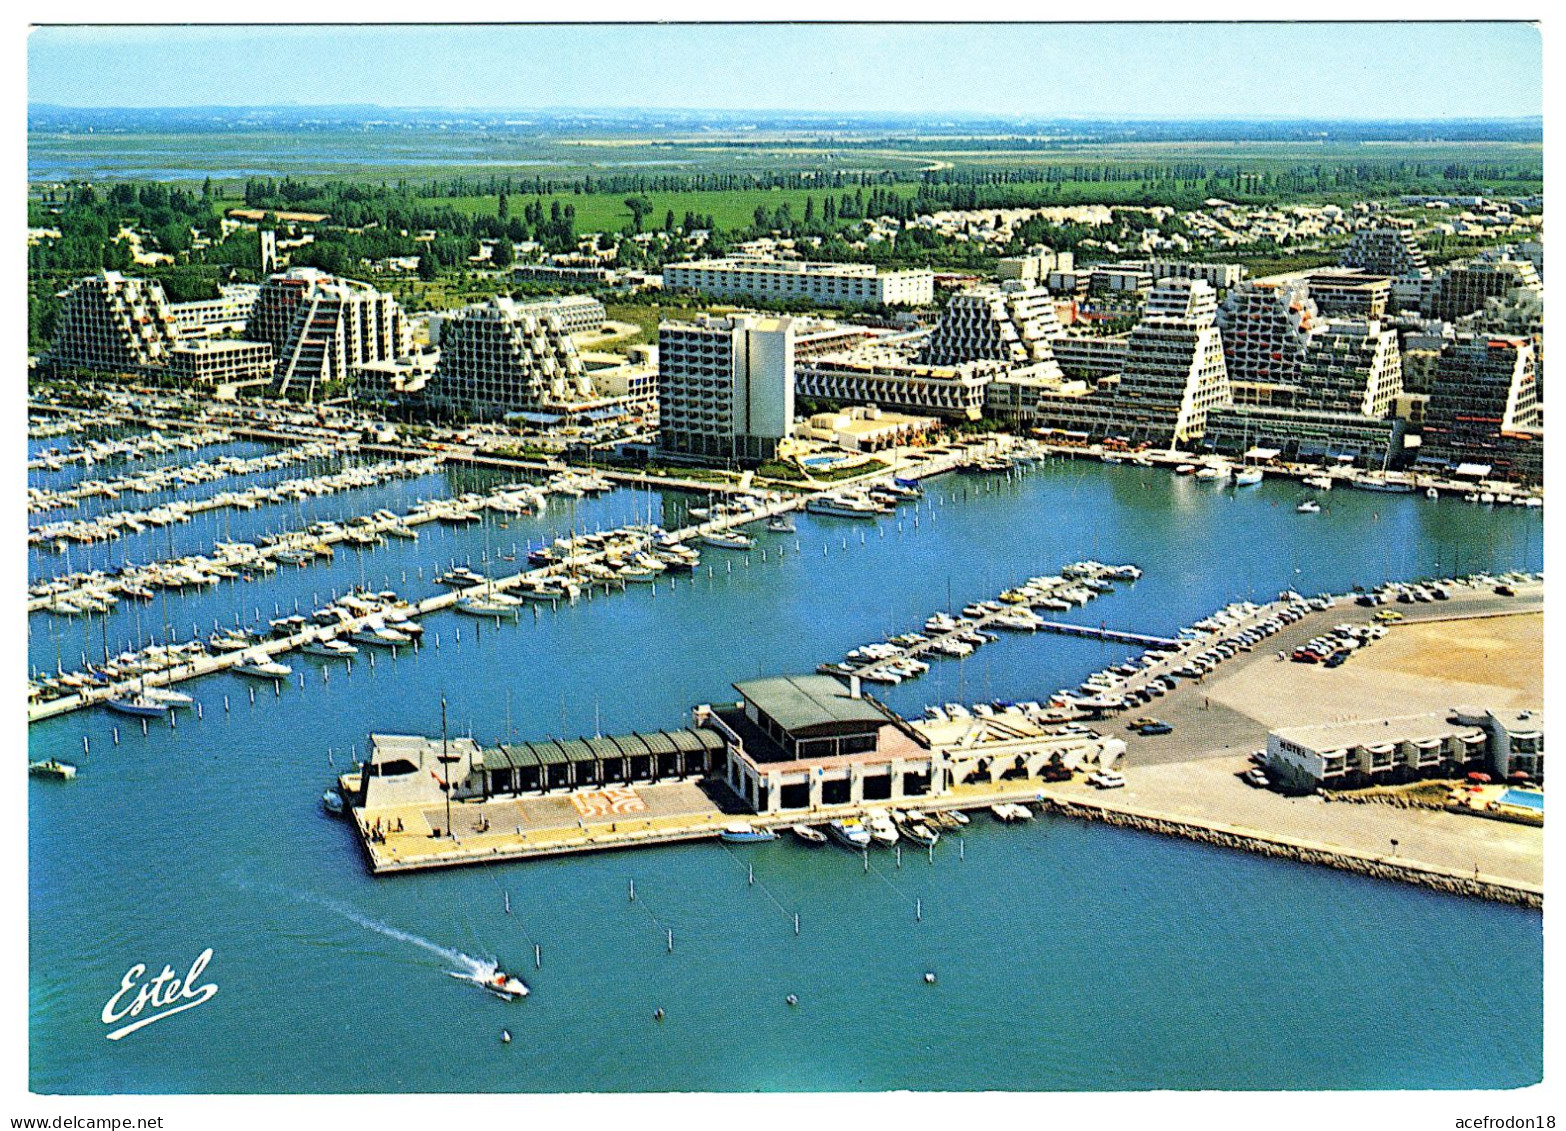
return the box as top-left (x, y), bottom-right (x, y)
top-left (1136, 722), bottom-right (1174, 736)
top-left (1087, 770), bottom-right (1127, 789)
top-left (1243, 768), bottom-right (1271, 789)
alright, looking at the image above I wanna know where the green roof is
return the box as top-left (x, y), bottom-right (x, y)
top-left (585, 735), bottom-right (628, 762)
top-left (671, 727), bottom-right (725, 753)
top-left (527, 740), bottom-right (573, 766)
top-left (479, 729), bottom-right (723, 772)
top-left (733, 674), bottom-right (888, 735)
top-left (630, 731), bottom-right (672, 755)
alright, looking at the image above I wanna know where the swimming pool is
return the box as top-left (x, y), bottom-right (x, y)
top-left (1500, 788), bottom-right (1544, 812)
top-left (802, 455), bottom-right (847, 468)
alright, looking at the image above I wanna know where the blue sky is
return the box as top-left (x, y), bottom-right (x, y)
top-left (27, 23), bottom-right (1542, 119)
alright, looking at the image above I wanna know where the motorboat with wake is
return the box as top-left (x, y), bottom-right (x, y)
top-left (29, 758), bottom-right (77, 780)
top-left (448, 965), bottom-right (530, 1000)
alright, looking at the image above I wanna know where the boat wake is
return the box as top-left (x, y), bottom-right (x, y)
top-left (243, 879), bottom-right (498, 982)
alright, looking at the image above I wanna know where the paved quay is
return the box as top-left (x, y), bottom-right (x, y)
top-left (340, 580), bottom-right (1543, 901)
top-left (1047, 760), bottom-right (1542, 893)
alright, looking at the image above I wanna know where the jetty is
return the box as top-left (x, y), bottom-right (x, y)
top-left (1033, 620), bottom-right (1181, 649)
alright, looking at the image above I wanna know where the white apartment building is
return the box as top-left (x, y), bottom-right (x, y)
top-left (1109, 278), bottom-right (1231, 446)
top-left (1217, 281), bottom-right (1317, 388)
top-left (243, 268), bottom-right (411, 400)
top-left (269, 280), bottom-right (410, 401)
top-left (1294, 320), bottom-right (1404, 417)
top-left (49, 272), bottom-right (182, 373)
top-left (166, 339), bottom-right (275, 388)
top-left (168, 283), bottom-right (262, 339)
top-left (1145, 260), bottom-right (1247, 290)
top-left (658, 314), bottom-right (796, 464)
top-left (1339, 228), bottom-right (1430, 279)
top-left (662, 258), bottom-right (935, 307)
top-left (431, 293), bottom-right (605, 344)
top-left (996, 248), bottom-right (1071, 285)
top-left (795, 351), bottom-right (1007, 421)
top-left (424, 296), bottom-right (594, 419)
top-left (919, 284), bottom-right (1064, 374)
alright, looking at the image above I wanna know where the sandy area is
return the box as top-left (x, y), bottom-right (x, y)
top-left (1205, 611), bottom-right (1542, 732)
top-left (1358, 613), bottom-right (1542, 696)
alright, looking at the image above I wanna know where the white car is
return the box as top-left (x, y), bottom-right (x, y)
top-left (1087, 770), bottom-right (1127, 789)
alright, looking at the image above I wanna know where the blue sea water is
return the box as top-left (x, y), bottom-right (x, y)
top-left (28, 459), bottom-right (1544, 1092)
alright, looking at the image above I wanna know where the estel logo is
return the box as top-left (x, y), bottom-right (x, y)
top-left (100, 948), bottom-right (218, 1041)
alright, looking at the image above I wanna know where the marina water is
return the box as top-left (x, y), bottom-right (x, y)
top-left (29, 455), bottom-right (1543, 1092)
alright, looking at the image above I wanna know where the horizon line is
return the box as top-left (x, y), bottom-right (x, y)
top-left (26, 103), bottom-right (1546, 124)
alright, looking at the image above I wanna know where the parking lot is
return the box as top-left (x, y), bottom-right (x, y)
top-left (1111, 576), bottom-right (1543, 769)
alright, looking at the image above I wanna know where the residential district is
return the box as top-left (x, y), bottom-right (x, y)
top-left (28, 191), bottom-right (1544, 904)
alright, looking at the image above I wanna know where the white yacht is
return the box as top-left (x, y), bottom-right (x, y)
top-left (139, 687), bottom-right (195, 710)
top-left (233, 653), bottom-right (293, 679)
top-left (700, 530), bottom-right (754, 551)
top-left (302, 637), bottom-right (359, 658)
top-left (826, 818), bottom-right (873, 850)
top-left (350, 621), bottom-right (412, 647)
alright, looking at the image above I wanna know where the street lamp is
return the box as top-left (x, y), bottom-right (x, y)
top-left (436, 695), bottom-right (460, 839)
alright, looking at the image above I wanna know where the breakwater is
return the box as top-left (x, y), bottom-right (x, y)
top-left (1037, 795), bottom-right (1541, 908)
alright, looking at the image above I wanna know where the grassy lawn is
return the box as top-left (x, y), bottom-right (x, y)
top-left (813, 458), bottom-right (889, 481)
top-left (756, 460), bottom-right (805, 482)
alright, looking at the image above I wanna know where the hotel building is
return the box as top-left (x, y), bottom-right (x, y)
top-left (657, 313), bottom-right (796, 464)
top-left (662, 257), bottom-right (935, 307)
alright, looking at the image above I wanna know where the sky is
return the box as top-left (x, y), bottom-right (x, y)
top-left (26, 22), bottom-right (1544, 120)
